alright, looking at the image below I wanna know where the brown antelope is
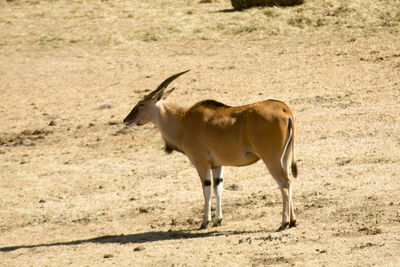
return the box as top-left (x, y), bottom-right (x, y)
top-left (123, 70), bottom-right (298, 231)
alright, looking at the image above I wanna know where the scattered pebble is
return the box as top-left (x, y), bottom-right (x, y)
top-left (98, 104), bottom-right (114, 110)
top-left (139, 207), bottom-right (149, 213)
top-left (12, 140), bottom-right (27, 146)
top-left (103, 254), bottom-right (113, 258)
top-left (238, 237), bottom-right (252, 244)
top-left (134, 246), bottom-right (145, 252)
top-left (186, 218), bottom-right (195, 225)
top-left (358, 227), bottom-right (382, 235)
top-left (134, 89), bottom-right (151, 93)
top-left (227, 184), bottom-right (240, 191)
top-left (49, 120), bottom-right (57, 126)
top-left (336, 158), bottom-right (352, 166)
top-left (255, 235), bottom-right (283, 242)
top-left (114, 129), bottom-right (130, 135)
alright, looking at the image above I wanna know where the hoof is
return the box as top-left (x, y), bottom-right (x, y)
top-left (213, 218), bottom-right (222, 227)
top-left (277, 222), bottom-right (289, 232)
top-left (200, 221), bottom-right (210, 229)
top-left (289, 220), bottom-right (297, 228)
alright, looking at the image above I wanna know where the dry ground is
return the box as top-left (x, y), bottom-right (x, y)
top-left (1, 0), bottom-right (400, 266)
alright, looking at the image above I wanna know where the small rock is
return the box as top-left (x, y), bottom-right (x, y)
top-left (139, 207), bottom-right (149, 213)
top-left (108, 121), bottom-right (119, 126)
top-left (103, 254), bottom-right (113, 258)
top-left (134, 246), bottom-right (145, 252)
top-left (98, 104), bottom-right (114, 110)
top-left (227, 184), bottom-right (240, 191)
top-left (49, 120), bottom-right (57, 126)
top-left (114, 129), bottom-right (129, 135)
top-left (134, 89), bottom-right (151, 94)
top-left (336, 158), bottom-right (351, 166)
top-left (39, 199), bottom-right (46, 203)
top-left (13, 140), bottom-right (27, 146)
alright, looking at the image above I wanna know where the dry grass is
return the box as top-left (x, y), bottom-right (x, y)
top-left (1, 0), bottom-right (399, 48)
top-left (0, 0), bottom-right (400, 266)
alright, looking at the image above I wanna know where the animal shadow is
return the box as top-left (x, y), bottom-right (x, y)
top-left (0, 229), bottom-right (263, 252)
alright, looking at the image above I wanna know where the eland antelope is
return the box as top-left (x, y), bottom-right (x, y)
top-left (123, 70), bottom-right (298, 231)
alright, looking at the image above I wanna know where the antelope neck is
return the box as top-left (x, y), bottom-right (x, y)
top-left (153, 101), bottom-right (186, 149)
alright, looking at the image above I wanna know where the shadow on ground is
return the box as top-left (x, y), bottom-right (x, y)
top-left (0, 229), bottom-right (266, 252)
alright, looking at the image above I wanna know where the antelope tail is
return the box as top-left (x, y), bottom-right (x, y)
top-left (289, 116), bottom-right (298, 178)
top-left (281, 116), bottom-right (298, 178)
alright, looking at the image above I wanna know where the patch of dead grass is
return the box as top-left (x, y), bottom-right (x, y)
top-left (1, 0), bottom-right (400, 49)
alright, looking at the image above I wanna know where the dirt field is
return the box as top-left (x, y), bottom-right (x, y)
top-left (1, 0), bottom-right (399, 266)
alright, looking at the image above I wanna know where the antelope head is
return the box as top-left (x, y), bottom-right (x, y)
top-left (123, 70), bottom-right (190, 126)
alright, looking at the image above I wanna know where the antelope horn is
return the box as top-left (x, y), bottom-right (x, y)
top-left (147, 70), bottom-right (190, 99)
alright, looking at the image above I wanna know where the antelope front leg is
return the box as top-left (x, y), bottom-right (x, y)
top-left (212, 166), bottom-right (224, 226)
top-left (193, 163), bottom-right (212, 229)
top-left (201, 179), bottom-right (212, 229)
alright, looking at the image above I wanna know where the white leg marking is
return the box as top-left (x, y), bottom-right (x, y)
top-left (192, 160), bottom-right (212, 228)
top-left (280, 186), bottom-right (290, 225)
top-left (203, 183), bottom-right (212, 225)
top-left (289, 184), bottom-right (296, 225)
top-left (212, 166), bottom-right (224, 223)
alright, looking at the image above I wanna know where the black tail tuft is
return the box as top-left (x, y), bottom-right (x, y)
top-left (291, 161), bottom-right (298, 178)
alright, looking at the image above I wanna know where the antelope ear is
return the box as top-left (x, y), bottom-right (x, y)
top-left (162, 87), bottom-right (175, 100)
top-left (153, 88), bottom-right (165, 102)
top-left (146, 70), bottom-right (190, 101)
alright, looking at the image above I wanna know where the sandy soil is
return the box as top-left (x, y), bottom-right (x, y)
top-left (0, 0), bottom-right (399, 266)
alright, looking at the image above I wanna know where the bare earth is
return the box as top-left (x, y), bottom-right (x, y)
top-left (0, 0), bottom-right (399, 266)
